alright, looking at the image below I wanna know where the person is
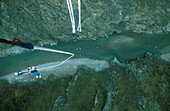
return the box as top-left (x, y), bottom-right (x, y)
top-left (27, 66), bottom-right (41, 78)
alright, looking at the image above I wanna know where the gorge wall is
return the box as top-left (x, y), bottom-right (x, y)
top-left (0, 0), bottom-right (169, 55)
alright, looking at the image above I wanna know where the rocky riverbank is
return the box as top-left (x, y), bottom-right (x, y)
top-left (0, 52), bottom-right (169, 111)
top-left (0, 0), bottom-right (170, 56)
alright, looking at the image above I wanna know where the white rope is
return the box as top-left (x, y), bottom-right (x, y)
top-left (66, 0), bottom-right (76, 33)
top-left (66, 0), bottom-right (82, 33)
top-left (34, 46), bottom-right (74, 70)
top-left (77, 0), bottom-right (81, 32)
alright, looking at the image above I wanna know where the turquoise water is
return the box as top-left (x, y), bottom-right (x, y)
top-left (0, 33), bottom-right (170, 77)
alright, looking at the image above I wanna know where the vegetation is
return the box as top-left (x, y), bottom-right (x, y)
top-left (0, 53), bottom-right (169, 111)
top-left (0, 75), bottom-right (72, 111)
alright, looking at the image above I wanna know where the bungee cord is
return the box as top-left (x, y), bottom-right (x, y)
top-left (77, 0), bottom-right (81, 32)
top-left (66, 0), bottom-right (76, 33)
top-left (66, 0), bottom-right (81, 33)
top-left (34, 46), bottom-right (74, 70)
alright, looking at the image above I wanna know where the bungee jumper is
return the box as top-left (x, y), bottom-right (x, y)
top-left (0, 37), bottom-right (74, 78)
top-left (14, 66), bottom-right (41, 78)
top-left (27, 66), bottom-right (41, 78)
top-left (0, 38), bottom-right (34, 49)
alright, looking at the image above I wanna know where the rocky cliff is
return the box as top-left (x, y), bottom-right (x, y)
top-left (1, 0), bottom-right (169, 47)
top-left (0, 53), bottom-right (169, 111)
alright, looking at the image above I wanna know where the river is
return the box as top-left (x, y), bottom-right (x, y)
top-left (0, 33), bottom-right (169, 80)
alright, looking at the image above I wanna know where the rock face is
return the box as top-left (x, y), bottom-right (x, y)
top-left (56, 53), bottom-right (169, 111)
top-left (0, 0), bottom-right (169, 49)
top-left (63, 66), bottom-right (107, 111)
top-left (0, 53), bottom-right (169, 111)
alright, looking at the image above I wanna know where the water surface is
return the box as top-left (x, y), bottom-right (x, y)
top-left (0, 33), bottom-right (169, 77)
